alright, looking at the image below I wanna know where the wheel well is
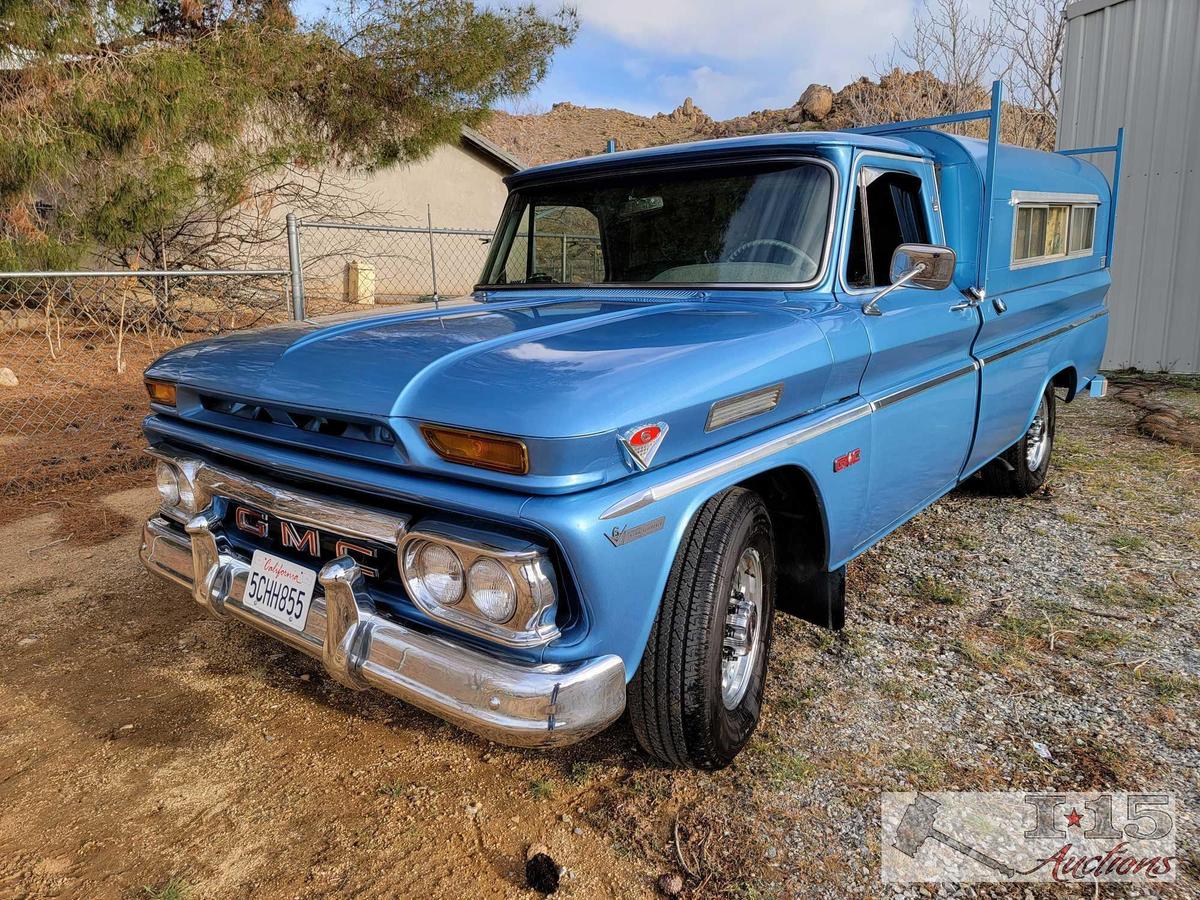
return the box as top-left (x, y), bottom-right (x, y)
top-left (738, 466), bottom-right (844, 629)
top-left (1052, 366), bottom-right (1079, 402)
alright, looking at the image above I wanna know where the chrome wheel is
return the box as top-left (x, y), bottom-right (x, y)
top-left (721, 547), bottom-right (764, 710)
top-left (1025, 395), bottom-right (1051, 471)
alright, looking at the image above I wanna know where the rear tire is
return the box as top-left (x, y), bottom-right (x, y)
top-left (628, 487), bottom-right (775, 770)
top-left (981, 384), bottom-right (1056, 497)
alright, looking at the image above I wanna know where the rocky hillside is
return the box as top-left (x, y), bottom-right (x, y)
top-left (480, 101), bottom-right (705, 168)
top-left (479, 71), bottom-right (1035, 167)
top-left (480, 82), bottom-right (851, 166)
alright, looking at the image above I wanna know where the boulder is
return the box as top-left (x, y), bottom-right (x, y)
top-left (0, 367), bottom-right (17, 387)
top-left (797, 83), bottom-right (834, 121)
top-left (667, 96), bottom-right (712, 125)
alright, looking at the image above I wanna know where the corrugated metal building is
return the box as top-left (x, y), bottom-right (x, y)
top-left (1059, 0), bottom-right (1200, 372)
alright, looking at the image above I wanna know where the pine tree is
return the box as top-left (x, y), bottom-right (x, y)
top-left (0, 0), bottom-right (576, 268)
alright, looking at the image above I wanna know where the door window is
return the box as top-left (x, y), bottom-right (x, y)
top-left (846, 168), bottom-right (930, 289)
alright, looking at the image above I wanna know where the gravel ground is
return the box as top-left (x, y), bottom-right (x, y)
top-left (0, 386), bottom-right (1196, 899)
top-left (739, 386), bottom-right (1200, 897)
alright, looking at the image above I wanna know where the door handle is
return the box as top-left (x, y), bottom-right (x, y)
top-left (950, 289), bottom-right (984, 313)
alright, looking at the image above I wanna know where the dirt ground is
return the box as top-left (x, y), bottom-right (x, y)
top-left (1, 387), bottom-right (1197, 899)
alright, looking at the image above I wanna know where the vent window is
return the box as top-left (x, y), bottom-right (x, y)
top-left (846, 168), bottom-right (930, 289)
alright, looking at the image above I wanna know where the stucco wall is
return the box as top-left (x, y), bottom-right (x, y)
top-left (350, 142), bottom-right (512, 230)
top-left (299, 140), bottom-right (513, 303)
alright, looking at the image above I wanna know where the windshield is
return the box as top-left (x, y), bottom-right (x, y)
top-left (479, 159), bottom-right (833, 288)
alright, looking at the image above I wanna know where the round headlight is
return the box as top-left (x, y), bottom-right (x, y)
top-left (156, 462), bottom-right (180, 507)
top-left (415, 542), bottom-right (464, 606)
top-left (467, 557), bottom-right (517, 623)
top-left (176, 472), bottom-right (197, 513)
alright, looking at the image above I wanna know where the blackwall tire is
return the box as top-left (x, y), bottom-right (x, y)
top-left (981, 384), bottom-right (1057, 497)
top-left (627, 487), bottom-right (776, 770)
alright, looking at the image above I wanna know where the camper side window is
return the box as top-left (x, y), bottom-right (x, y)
top-left (1013, 202), bottom-right (1097, 265)
top-left (846, 169), bottom-right (930, 289)
top-left (1068, 206), bottom-right (1096, 254)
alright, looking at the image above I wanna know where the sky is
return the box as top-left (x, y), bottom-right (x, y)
top-left (507, 0), bottom-right (918, 118)
top-left (295, 0), bottom-right (949, 121)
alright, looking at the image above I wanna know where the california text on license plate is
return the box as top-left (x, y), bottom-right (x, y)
top-left (244, 550), bottom-right (317, 631)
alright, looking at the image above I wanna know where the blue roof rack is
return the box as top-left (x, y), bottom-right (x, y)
top-left (850, 80), bottom-right (1124, 295)
top-left (1056, 130), bottom-right (1125, 267)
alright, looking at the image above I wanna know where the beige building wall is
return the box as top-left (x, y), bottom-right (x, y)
top-left (351, 141), bottom-right (512, 231)
top-left (300, 133), bottom-right (520, 304)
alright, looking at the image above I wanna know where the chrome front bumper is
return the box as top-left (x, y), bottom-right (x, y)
top-left (140, 514), bottom-right (626, 748)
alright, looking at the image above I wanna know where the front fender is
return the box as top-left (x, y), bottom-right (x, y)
top-left (524, 398), bottom-right (872, 676)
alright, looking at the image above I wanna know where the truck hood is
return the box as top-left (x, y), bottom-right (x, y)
top-left (147, 292), bottom-right (839, 491)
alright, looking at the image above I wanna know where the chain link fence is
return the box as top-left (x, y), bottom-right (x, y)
top-left (0, 216), bottom-right (499, 498)
top-left (0, 269), bottom-right (291, 497)
top-left (296, 220), bottom-right (494, 313)
top-left (0, 214), bottom-right (602, 499)
top-left (294, 219), bottom-right (604, 312)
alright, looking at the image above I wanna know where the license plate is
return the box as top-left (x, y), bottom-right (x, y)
top-left (243, 550), bottom-right (317, 632)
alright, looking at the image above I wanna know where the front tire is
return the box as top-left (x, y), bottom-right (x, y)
top-left (981, 384), bottom-right (1056, 496)
top-left (628, 487), bottom-right (775, 770)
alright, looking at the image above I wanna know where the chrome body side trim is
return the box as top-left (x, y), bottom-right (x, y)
top-left (870, 361), bottom-right (980, 410)
top-left (979, 308), bottom-right (1107, 366)
top-left (598, 308), bottom-right (1106, 522)
top-left (141, 516), bottom-right (626, 748)
top-left (599, 402), bottom-right (872, 520)
top-left (600, 356), bottom-right (993, 521)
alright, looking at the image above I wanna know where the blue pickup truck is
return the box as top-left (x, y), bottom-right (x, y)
top-left (140, 90), bottom-right (1120, 769)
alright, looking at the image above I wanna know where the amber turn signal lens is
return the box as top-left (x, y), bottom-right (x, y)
top-left (421, 425), bottom-right (529, 475)
top-left (145, 379), bottom-right (177, 407)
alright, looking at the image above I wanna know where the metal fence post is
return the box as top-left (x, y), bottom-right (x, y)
top-left (286, 212), bottom-right (306, 320)
top-left (426, 205), bottom-right (440, 311)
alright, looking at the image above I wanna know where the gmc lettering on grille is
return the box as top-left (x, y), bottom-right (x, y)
top-left (232, 505), bottom-right (380, 578)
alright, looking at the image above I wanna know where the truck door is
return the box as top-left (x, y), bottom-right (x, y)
top-left (836, 155), bottom-right (982, 548)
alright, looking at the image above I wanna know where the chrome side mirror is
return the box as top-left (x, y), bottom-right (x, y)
top-left (863, 243), bottom-right (957, 316)
top-left (890, 244), bottom-right (956, 290)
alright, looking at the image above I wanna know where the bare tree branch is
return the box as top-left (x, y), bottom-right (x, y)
top-left (843, 0), bottom-right (1066, 149)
